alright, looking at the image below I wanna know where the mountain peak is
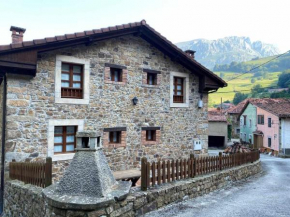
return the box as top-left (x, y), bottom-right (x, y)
top-left (176, 36), bottom-right (280, 70)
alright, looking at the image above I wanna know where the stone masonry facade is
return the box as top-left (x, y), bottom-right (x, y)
top-left (2, 35), bottom-right (209, 181)
top-left (4, 160), bottom-right (261, 217)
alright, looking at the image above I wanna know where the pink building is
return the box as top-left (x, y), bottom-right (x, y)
top-left (256, 106), bottom-right (279, 152)
top-left (239, 98), bottom-right (290, 156)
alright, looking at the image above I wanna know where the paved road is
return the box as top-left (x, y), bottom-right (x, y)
top-left (146, 155), bottom-right (290, 217)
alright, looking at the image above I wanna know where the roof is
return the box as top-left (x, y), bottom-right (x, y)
top-left (227, 99), bottom-right (248, 114)
top-left (0, 20), bottom-right (226, 89)
top-left (239, 98), bottom-right (290, 118)
top-left (208, 108), bottom-right (227, 122)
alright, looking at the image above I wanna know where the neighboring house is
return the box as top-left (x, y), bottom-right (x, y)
top-left (239, 98), bottom-right (290, 156)
top-left (239, 102), bottom-right (257, 144)
top-left (226, 99), bottom-right (248, 138)
top-left (0, 21), bottom-right (226, 188)
top-left (208, 108), bottom-right (228, 148)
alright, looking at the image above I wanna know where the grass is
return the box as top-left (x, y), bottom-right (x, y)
top-left (208, 71), bottom-right (281, 107)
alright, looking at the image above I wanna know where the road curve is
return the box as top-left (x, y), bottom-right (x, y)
top-left (146, 155), bottom-right (290, 217)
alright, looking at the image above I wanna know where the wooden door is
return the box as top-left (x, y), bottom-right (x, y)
top-left (254, 135), bottom-right (263, 149)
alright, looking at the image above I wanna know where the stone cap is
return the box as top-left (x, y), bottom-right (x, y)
top-left (76, 131), bottom-right (101, 138)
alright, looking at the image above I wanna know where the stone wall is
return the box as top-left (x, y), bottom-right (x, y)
top-left (4, 160), bottom-right (261, 217)
top-left (0, 82), bottom-right (3, 182)
top-left (4, 35), bottom-right (209, 180)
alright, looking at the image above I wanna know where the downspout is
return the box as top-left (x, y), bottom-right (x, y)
top-left (0, 73), bottom-right (7, 193)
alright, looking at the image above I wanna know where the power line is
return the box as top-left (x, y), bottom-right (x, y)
top-left (213, 85), bottom-right (279, 94)
top-left (225, 50), bottom-right (290, 82)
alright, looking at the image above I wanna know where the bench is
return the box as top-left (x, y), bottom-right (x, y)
top-left (113, 169), bottom-right (141, 186)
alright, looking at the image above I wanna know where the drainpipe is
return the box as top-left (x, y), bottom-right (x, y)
top-left (0, 73), bottom-right (7, 198)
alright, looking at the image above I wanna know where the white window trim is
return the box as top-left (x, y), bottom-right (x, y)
top-left (170, 71), bottom-right (189, 107)
top-left (55, 55), bottom-right (90, 104)
top-left (48, 119), bottom-right (84, 161)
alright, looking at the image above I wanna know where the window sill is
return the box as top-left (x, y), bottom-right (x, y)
top-left (52, 153), bottom-right (75, 162)
top-left (170, 102), bottom-right (189, 108)
top-left (55, 97), bottom-right (89, 105)
top-left (141, 84), bottom-right (160, 88)
top-left (104, 80), bottom-right (126, 85)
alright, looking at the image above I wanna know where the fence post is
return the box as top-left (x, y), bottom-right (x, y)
top-left (219, 152), bottom-right (222, 171)
top-left (190, 154), bottom-right (195, 178)
top-left (45, 157), bottom-right (52, 187)
top-left (141, 157), bottom-right (147, 191)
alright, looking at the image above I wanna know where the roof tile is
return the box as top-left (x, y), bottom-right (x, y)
top-left (45, 37), bottom-right (57, 43)
top-left (65, 34), bottom-right (76, 39)
top-left (75, 32), bottom-right (85, 37)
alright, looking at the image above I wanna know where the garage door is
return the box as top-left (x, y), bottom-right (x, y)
top-left (282, 119), bottom-right (290, 149)
top-left (208, 136), bottom-right (225, 148)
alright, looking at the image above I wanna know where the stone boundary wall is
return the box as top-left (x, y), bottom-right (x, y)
top-left (4, 160), bottom-right (261, 217)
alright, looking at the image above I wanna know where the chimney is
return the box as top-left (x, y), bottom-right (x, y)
top-left (185, 50), bottom-right (196, 59)
top-left (10, 26), bottom-right (26, 44)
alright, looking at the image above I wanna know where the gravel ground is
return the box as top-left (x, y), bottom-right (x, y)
top-left (145, 154), bottom-right (290, 217)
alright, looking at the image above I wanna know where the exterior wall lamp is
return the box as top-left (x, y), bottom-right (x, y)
top-left (198, 94), bottom-right (203, 108)
top-left (132, 97), bottom-right (138, 105)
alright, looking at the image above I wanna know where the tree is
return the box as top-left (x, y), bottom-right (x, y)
top-left (233, 92), bottom-right (248, 105)
top-left (251, 84), bottom-right (263, 97)
top-left (278, 71), bottom-right (290, 88)
top-left (251, 78), bottom-right (256, 84)
top-left (220, 72), bottom-right (224, 79)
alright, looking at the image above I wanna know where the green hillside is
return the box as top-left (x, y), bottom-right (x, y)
top-left (209, 71), bottom-right (281, 107)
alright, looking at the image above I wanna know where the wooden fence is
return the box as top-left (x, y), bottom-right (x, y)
top-left (141, 151), bottom-right (260, 191)
top-left (9, 157), bottom-right (52, 188)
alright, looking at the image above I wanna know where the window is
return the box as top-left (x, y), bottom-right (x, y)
top-left (236, 129), bottom-right (240, 134)
top-left (110, 68), bottom-right (122, 82)
top-left (173, 77), bottom-right (184, 103)
top-left (249, 119), bottom-right (252, 127)
top-left (268, 137), bottom-right (272, 147)
top-left (258, 115), bottom-right (264, 125)
top-left (55, 55), bottom-right (90, 104)
top-left (147, 73), bottom-right (157, 85)
top-left (170, 72), bottom-right (189, 107)
top-left (243, 116), bottom-right (247, 126)
top-left (61, 63), bottom-right (83, 99)
top-left (268, 118), bottom-right (272, 127)
top-left (146, 130), bottom-right (156, 141)
top-left (54, 126), bottom-right (77, 154)
top-left (109, 131), bottom-right (121, 143)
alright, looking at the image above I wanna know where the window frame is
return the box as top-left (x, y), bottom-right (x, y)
top-left (170, 71), bottom-right (189, 107)
top-left (61, 62), bottom-right (83, 99)
top-left (48, 119), bottom-right (84, 161)
top-left (268, 118), bottom-right (272, 128)
top-left (268, 137), bottom-right (272, 147)
top-left (146, 130), bottom-right (156, 141)
top-left (54, 126), bottom-right (77, 154)
top-left (110, 68), bottom-right (123, 82)
top-left (243, 115), bottom-right (247, 126)
top-left (55, 55), bottom-right (90, 105)
top-left (173, 76), bottom-right (184, 103)
top-left (258, 115), bottom-right (264, 125)
top-left (109, 131), bottom-right (122, 144)
top-left (147, 73), bottom-right (157, 85)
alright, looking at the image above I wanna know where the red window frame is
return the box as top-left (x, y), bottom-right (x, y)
top-left (54, 126), bottom-right (77, 154)
top-left (173, 77), bottom-right (184, 103)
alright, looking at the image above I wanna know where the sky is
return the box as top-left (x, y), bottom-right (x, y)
top-left (0, 0), bottom-right (289, 52)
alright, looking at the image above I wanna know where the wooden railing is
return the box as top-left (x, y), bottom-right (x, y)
top-left (61, 87), bottom-right (83, 99)
top-left (141, 151), bottom-right (260, 191)
top-left (9, 157), bottom-right (52, 188)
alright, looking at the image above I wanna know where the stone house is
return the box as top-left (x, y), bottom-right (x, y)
top-left (0, 20), bottom-right (226, 187)
top-left (238, 98), bottom-right (290, 156)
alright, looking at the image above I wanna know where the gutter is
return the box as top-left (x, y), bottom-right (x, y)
top-left (0, 73), bottom-right (7, 214)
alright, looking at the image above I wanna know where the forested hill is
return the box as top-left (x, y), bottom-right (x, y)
top-left (176, 36), bottom-right (280, 70)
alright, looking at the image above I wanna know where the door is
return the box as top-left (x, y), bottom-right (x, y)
top-left (254, 135), bottom-right (263, 149)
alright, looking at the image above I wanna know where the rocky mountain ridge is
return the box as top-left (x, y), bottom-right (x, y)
top-left (176, 36), bottom-right (280, 69)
